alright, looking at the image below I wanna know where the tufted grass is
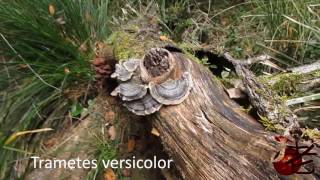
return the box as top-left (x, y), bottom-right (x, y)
top-left (0, 0), bottom-right (111, 178)
top-left (140, 0), bottom-right (320, 67)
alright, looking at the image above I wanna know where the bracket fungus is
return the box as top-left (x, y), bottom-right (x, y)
top-left (111, 59), bottom-right (140, 81)
top-left (149, 72), bottom-right (193, 105)
top-left (111, 47), bottom-right (193, 115)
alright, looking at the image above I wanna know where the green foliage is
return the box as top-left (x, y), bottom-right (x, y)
top-left (253, 0), bottom-right (320, 64)
top-left (86, 108), bottom-right (121, 180)
top-left (271, 73), bottom-right (302, 97)
top-left (258, 115), bottom-right (278, 132)
top-left (158, 0), bottom-right (193, 40)
top-left (71, 103), bottom-right (85, 117)
top-left (86, 135), bottom-right (119, 180)
top-left (154, 0), bottom-right (320, 66)
top-left (0, 0), bottom-right (112, 178)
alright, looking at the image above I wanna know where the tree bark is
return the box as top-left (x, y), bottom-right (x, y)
top-left (223, 53), bottom-right (301, 135)
top-left (151, 52), bottom-right (279, 179)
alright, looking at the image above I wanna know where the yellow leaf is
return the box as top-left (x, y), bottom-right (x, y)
top-left (48, 4), bottom-right (55, 16)
top-left (151, 128), bottom-right (160, 137)
top-left (5, 128), bottom-right (53, 145)
top-left (159, 35), bottom-right (171, 42)
top-left (104, 168), bottom-right (116, 180)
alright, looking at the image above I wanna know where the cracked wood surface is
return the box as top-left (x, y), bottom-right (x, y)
top-left (149, 52), bottom-right (320, 180)
top-left (152, 53), bottom-right (279, 180)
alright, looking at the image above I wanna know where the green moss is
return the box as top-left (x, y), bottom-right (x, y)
top-left (302, 128), bottom-right (320, 140)
top-left (312, 70), bottom-right (320, 77)
top-left (270, 73), bottom-right (302, 97)
top-left (259, 70), bottom-right (320, 98)
top-left (107, 31), bottom-right (145, 60)
top-left (257, 113), bottom-right (278, 132)
top-left (178, 42), bottom-right (195, 53)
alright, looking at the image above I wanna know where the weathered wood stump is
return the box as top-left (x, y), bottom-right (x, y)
top-left (151, 52), bottom-right (279, 179)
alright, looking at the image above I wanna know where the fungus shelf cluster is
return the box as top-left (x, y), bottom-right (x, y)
top-left (111, 48), bottom-right (193, 115)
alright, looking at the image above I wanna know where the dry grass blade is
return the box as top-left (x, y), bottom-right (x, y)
top-left (4, 128), bottom-right (53, 145)
top-left (287, 93), bottom-right (320, 106)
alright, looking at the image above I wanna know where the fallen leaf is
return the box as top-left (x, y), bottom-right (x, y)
top-left (18, 64), bottom-right (28, 69)
top-left (159, 35), bottom-right (171, 42)
top-left (226, 88), bottom-right (246, 99)
top-left (48, 4), bottom-right (55, 16)
top-left (127, 138), bottom-right (135, 152)
top-left (104, 168), bottom-right (116, 180)
top-left (108, 126), bottom-right (116, 140)
top-left (151, 128), bottom-right (160, 137)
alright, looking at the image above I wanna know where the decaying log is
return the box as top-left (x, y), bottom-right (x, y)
top-left (150, 53), bottom-right (280, 179)
top-left (288, 60), bottom-right (320, 74)
top-left (224, 53), bottom-right (301, 136)
top-left (104, 17), bottom-right (320, 179)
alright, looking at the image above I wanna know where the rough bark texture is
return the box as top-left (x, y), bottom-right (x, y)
top-left (151, 53), bottom-right (279, 179)
top-left (146, 50), bottom-right (319, 180)
top-left (223, 53), bottom-right (301, 134)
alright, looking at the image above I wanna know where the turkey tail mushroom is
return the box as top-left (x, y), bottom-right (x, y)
top-left (111, 59), bottom-right (140, 81)
top-left (149, 72), bottom-right (193, 105)
top-left (123, 59), bottom-right (140, 72)
top-left (111, 81), bottom-right (148, 101)
top-left (110, 47), bottom-right (193, 116)
top-left (111, 63), bottom-right (133, 81)
top-left (123, 94), bottom-right (162, 116)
